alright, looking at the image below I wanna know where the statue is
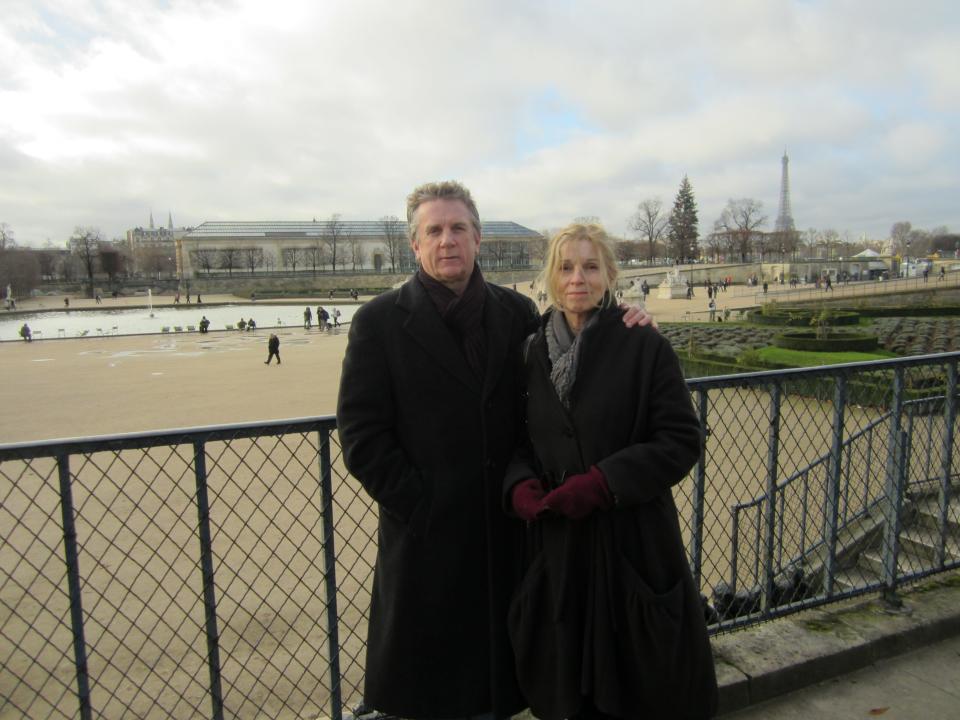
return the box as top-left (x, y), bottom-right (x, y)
top-left (658, 266), bottom-right (688, 299)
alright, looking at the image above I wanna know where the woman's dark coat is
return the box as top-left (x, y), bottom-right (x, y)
top-left (505, 306), bottom-right (718, 720)
top-left (336, 276), bottom-right (538, 719)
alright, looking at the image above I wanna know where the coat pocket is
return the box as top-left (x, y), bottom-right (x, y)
top-left (591, 553), bottom-right (689, 714)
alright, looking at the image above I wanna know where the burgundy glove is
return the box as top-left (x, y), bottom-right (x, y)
top-left (511, 478), bottom-right (547, 521)
top-left (542, 466), bottom-right (612, 520)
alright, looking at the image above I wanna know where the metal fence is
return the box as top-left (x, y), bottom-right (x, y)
top-left (2, 353), bottom-right (959, 719)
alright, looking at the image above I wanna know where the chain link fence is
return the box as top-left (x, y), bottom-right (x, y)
top-left (2, 353), bottom-right (958, 719)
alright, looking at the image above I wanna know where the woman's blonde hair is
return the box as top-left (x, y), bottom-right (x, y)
top-left (539, 222), bottom-right (619, 310)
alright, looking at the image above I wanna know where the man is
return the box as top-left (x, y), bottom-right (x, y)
top-left (337, 181), bottom-right (651, 719)
top-left (264, 333), bottom-right (280, 365)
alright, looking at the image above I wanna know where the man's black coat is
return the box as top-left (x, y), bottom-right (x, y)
top-left (336, 276), bottom-right (538, 718)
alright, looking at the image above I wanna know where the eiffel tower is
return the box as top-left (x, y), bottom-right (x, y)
top-left (774, 151), bottom-right (796, 233)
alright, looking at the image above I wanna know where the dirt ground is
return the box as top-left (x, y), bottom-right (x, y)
top-left (0, 302), bottom-right (350, 444)
top-left (1, 276), bottom-right (915, 443)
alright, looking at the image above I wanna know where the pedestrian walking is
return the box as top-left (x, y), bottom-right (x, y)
top-left (264, 334), bottom-right (281, 365)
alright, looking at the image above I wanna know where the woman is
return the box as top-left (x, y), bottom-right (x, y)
top-left (505, 223), bottom-right (717, 719)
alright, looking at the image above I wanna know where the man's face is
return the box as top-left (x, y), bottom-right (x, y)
top-left (411, 198), bottom-right (480, 293)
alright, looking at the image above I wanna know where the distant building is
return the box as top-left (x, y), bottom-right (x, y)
top-left (178, 219), bottom-right (542, 278)
top-left (127, 211), bottom-right (192, 275)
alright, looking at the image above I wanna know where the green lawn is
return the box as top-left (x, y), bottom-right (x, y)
top-left (753, 345), bottom-right (899, 368)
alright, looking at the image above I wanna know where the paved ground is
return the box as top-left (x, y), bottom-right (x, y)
top-left (723, 633), bottom-right (960, 718)
top-left (715, 572), bottom-right (960, 718)
top-left (3, 274), bottom-right (953, 443)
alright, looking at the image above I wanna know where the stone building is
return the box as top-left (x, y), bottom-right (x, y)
top-left (127, 211), bottom-right (193, 276)
top-left (177, 219), bottom-right (542, 279)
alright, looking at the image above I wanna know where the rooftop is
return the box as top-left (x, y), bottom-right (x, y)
top-left (185, 220), bottom-right (541, 239)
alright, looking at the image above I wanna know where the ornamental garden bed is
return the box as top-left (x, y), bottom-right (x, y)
top-left (748, 308), bottom-right (861, 327)
top-left (773, 331), bottom-right (880, 353)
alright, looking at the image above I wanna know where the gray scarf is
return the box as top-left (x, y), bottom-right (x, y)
top-left (545, 309), bottom-right (598, 407)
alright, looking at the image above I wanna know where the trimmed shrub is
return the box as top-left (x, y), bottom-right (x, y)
top-left (748, 308), bottom-right (860, 327)
top-left (773, 331), bottom-right (879, 353)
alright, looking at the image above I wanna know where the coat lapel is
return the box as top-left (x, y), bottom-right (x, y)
top-left (397, 277), bottom-right (480, 392)
top-left (481, 285), bottom-right (512, 401)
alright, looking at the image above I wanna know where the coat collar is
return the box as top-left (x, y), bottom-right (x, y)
top-left (396, 274), bottom-right (513, 397)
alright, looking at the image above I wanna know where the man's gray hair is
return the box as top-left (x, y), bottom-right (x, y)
top-left (406, 180), bottom-right (482, 242)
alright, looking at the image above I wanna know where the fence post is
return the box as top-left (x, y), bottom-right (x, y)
top-left (193, 440), bottom-right (225, 720)
top-left (57, 454), bottom-right (92, 720)
top-left (729, 510), bottom-right (740, 594)
top-left (691, 389), bottom-right (709, 587)
top-left (824, 375), bottom-right (847, 596)
top-left (762, 381), bottom-right (782, 613)
top-left (318, 429), bottom-right (344, 720)
top-left (882, 367), bottom-right (906, 608)
top-left (936, 362), bottom-right (957, 568)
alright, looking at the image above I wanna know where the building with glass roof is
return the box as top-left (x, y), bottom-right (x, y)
top-left (177, 220), bottom-right (542, 278)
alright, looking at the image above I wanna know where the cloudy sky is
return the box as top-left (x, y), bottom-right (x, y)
top-left (1, 0), bottom-right (957, 247)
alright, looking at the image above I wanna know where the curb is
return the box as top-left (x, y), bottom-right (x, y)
top-left (712, 571), bottom-right (960, 715)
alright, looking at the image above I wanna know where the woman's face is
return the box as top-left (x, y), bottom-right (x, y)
top-left (556, 239), bottom-right (607, 313)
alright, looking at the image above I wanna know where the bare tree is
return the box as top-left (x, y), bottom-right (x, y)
top-left (907, 228), bottom-right (931, 258)
top-left (714, 199), bottom-right (767, 262)
top-left (0, 222), bottom-right (14, 250)
top-left (61, 253), bottom-right (79, 281)
top-left (380, 215), bottom-right (405, 273)
top-left (769, 229), bottom-right (801, 261)
top-left (0, 247), bottom-right (40, 298)
top-left (261, 248), bottom-right (276, 272)
top-left (529, 231), bottom-right (549, 267)
top-left (484, 239), bottom-right (509, 268)
top-left (324, 214), bottom-right (345, 272)
top-left (191, 248), bottom-right (217, 276)
top-left (801, 228), bottom-right (819, 260)
top-left (70, 226), bottom-right (102, 297)
top-left (99, 245), bottom-right (126, 284)
top-left (37, 249), bottom-right (59, 279)
top-left (890, 221), bottom-right (912, 256)
top-left (614, 240), bottom-right (642, 264)
top-left (753, 232), bottom-right (772, 261)
top-left (930, 229), bottom-right (960, 256)
top-left (218, 248), bottom-right (241, 276)
top-left (303, 244), bottom-right (322, 275)
top-left (704, 232), bottom-right (725, 263)
top-left (281, 247), bottom-right (303, 272)
top-left (242, 247), bottom-right (264, 273)
top-left (140, 247), bottom-right (174, 279)
top-left (818, 229), bottom-right (840, 259)
top-left (349, 235), bottom-right (366, 270)
top-left (630, 198), bottom-right (668, 264)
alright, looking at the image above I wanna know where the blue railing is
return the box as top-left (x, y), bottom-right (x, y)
top-left (1, 354), bottom-right (959, 719)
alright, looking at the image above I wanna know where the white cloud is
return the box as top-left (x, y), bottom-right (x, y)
top-left (0, 0), bottom-right (957, 245)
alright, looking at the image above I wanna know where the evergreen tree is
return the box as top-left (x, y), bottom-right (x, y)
top-left (668, 175), bottom-right (699, 262)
